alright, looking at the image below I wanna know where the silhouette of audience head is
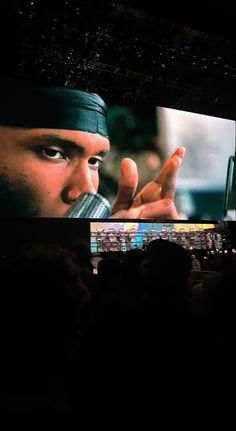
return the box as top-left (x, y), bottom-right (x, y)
top-left (143, 239), bottom-right (192, 299)
top-left (122, 248), bottom-right (145, 292)
top-left (0, 242), bottom-right (89, 400)
top-left (97, 257), bottom-right (122, 284)
top-left (70, 239), bottom-right (93, 271)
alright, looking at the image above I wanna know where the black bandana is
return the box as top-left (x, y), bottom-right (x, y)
top-left (0, 76), bottom-right (109, 137)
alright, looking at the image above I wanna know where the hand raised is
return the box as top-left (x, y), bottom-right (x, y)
top-left (111, 146), bottom-right (185, 219)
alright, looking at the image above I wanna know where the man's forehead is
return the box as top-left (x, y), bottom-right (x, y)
top-left (14, 128), bottom-right (110, 154)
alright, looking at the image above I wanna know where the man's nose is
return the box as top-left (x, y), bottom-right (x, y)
top-left (62, 163), bottom-right (96, 204)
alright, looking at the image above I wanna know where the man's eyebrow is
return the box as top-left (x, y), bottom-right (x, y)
top-left (22, 134), bottom-right (109, 157)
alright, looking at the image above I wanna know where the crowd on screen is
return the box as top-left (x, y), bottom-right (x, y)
top-left (91, 228), bottom-right (231, 253)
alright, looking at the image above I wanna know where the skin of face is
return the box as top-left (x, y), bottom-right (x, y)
top-left (0, 126), bottom-right (110, 217)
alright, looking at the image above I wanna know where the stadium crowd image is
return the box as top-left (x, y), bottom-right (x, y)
top-left (90, 221), bottom-right (232, 253)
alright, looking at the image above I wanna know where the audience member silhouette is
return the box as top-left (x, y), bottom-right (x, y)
top-left (143, 238), bottom-right (192, 301)
top-left (70, 239), bottom-right (97, 296)
top-left (72, 240), bottom-right (209, 411)
top-left (0, 242), bottom-right (89, 410)
top-left (1, 237), bottom-right (234, 411)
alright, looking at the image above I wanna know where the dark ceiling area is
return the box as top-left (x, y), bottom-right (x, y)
top-left (0, 0), bottom-right (235, 120)
top-left (118, 1), bottom-right (236, 43)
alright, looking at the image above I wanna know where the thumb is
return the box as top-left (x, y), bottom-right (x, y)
top-left (112, 157), bottom-right (138, 214)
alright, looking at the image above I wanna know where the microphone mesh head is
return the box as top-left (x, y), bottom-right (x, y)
top-left (64, 192), bottom-right (111, 218)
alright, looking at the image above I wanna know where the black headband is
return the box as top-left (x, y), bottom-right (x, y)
top-left (0, 76), bottom-right (109, 137)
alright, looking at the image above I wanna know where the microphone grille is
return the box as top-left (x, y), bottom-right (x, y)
top-left (64, 192), bottom-right (111, 218)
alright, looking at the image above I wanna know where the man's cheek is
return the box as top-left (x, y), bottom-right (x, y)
top-left (0, 174), bottom-right (39, 216)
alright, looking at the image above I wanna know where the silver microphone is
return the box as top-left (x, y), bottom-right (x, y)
top-left (64, 192), bottom-right (111, 218)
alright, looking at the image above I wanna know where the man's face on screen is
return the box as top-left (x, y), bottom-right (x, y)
top-left (0, 126), bottom-right (110, 217)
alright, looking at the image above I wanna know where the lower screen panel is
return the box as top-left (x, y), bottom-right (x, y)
top-left (90, 221), bottom-right (232, 253)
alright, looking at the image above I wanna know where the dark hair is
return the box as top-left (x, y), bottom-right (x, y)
top-left (144, 239), bottom-right (192, 297)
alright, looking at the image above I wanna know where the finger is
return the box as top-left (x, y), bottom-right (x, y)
top-left (133, 181), bottom-right (162, 206)
top-left (112, 157), bottom-right (138, 214)
top-left (132, 146), bottom-right (185, 206)
top-left (155, 146), bottom-right (186, 200)
top-left (156, 146), bottom-right (185, 183)
top-left (111, 198), bottom-right (179, 219)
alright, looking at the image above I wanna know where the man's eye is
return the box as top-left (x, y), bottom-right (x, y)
top-left (42, 148), bottom-right (66, 160)
top-left (88, 157), bottom-right (103, 168)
